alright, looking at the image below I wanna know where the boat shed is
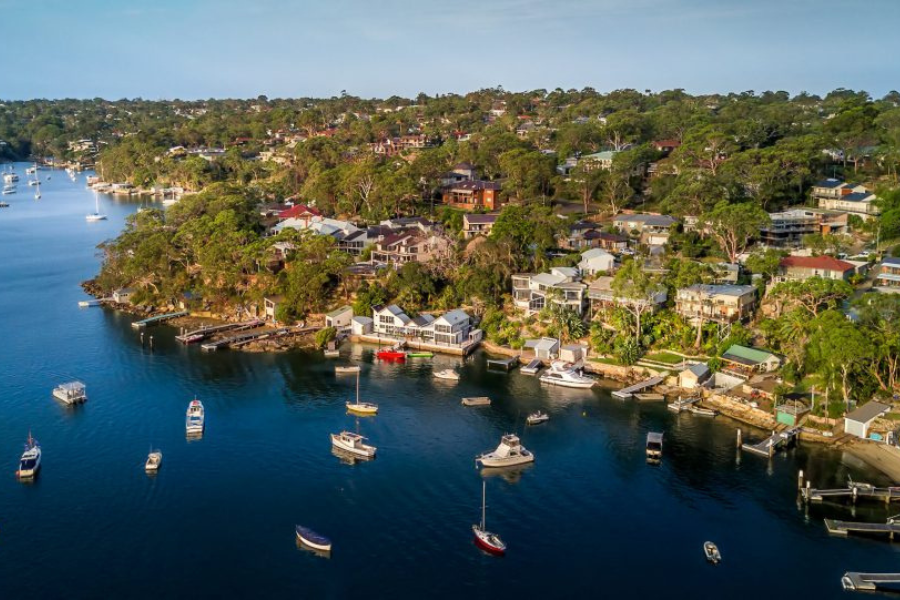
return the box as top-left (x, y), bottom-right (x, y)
top-left (559, 344), bottom-right (586, 364)
top-left (112, 288), bottom-right (135, 304)
top-left (678, 363), bottom-right (710, 390)
top-left (351, 316), bottom-right (374, 336)
top-left (525, 337), bottom-right (559, 361)
top-left (844, 402), bottom-right (891, 439)
top-left (722, 345), bottom-right (781, 375)
top-left (325, 305), bottom-right (353, 331)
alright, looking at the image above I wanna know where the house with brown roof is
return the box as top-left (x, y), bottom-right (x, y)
top-left (777, 255), bottom-right (856, 282)
top-left (442, 180), bottom-right (502, 211)
top-left (371, 230), bottom-right (452, 266)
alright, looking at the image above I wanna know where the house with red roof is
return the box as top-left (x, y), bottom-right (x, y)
top-left (277, 204), bottom-right (321, 223)
top-left (777, 255), bottom-right (856, 282)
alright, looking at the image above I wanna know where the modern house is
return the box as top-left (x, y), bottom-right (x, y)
top-left (372, 304), bottom-right (412, 336)
top-left (777, 255), bottom-right (855, 282)
top-left (431, 309), bottom-right (472, 346)
top-left (875, 257), bottom-right (900, 292)
top-left (462, 214), bottom-right (499, 239)
top-left (442, 180), bottom-right (502, 211)
top-left (587, 276), bottom-right (667, 315)
top-left (675, 284), bottom-right (757, 324)
top-left (813, 179), bottom-right (881, 219)
top-left (370, 231), bottom-right (451, 266)
top-left (578, 248), bottom-right (616, 276)
top-left (758, 208), bottom-right (848, 247)
top-left (512, 268), bottom-right (587, 316)
top-left (844, 402), bottom-right (890, 439)
top-left (370, 305), bottom-right (476, 348)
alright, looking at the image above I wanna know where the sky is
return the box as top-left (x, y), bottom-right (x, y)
top-left (2, 0), bottom-right (899, 100)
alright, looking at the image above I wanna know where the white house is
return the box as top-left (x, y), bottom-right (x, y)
top-left (430, 309), bottom-right (472, 345)
top-left (325, 306), bottom-right (353, 331)
top-left (844, 402), bottom-right (890, 439)
top-left (372, 304), bottom-right (412, 336)
top-left (512, 268), bottom-right (587, 316)
top-left (112, 288), bottom-right (134, 304)
top-left (578, 248), bottom-right (616, 276)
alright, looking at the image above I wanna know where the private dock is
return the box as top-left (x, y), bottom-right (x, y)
top-left (175, 319), bottom-right (261, 344)
top-left (741, 427), bottom-right (800, 457)
top-left (802, 484), bottom-right (900, 505)
top-left (613, 376), bottom-right (664, 399)
top-left (521, 358), bottom-right (542, 375)
top-left (131, 311), bottom-right (189, 329)
top-left (487, 356), bottom-right (519, 371)
top-left (667, 397), bottom-right (698, 412)
top-left (825, 518), bottom-right (900, 540)
top-left (201, 327), bottom-right (288, 351)
top-left (842, 572), bottom-right (900, 592)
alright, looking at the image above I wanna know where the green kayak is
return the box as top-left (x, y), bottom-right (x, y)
top-left (407, 352), bottom-right (434, 358)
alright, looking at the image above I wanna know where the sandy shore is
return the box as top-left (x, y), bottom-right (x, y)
top-left (844, 441), bottom-right (900, 484)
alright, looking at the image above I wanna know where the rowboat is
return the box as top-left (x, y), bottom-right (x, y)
top-left (296, 525), bottom-right (332, 552)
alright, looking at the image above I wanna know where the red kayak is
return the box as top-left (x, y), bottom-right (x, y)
top-left (376, 349), bottom-right (406, 361)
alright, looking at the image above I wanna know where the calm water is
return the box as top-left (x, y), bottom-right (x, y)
top-left (0, 163), bottom-right (898, 599)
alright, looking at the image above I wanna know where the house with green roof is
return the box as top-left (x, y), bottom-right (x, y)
top-left (721, 344), bottom-right (781, 376)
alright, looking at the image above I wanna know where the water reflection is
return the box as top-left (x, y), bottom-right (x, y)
top-left (479, 463), bottom-right (534, 484)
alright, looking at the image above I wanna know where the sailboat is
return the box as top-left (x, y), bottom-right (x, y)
top-left (34, 182), bottom-right (41, 200)
top-left (85, 191), bottom-right (107, 221)
top-left (345, 371), bottom-right (377, 415)
top-left (472, 480), bottom-right (506, 555)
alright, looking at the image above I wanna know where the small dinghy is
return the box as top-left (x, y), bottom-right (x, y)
top-left (704, 541), bottom-right (721, 564)
top-left (296, 525), bottom-right (332, 552)
top-left (526, 411), bottom-right (549, 425)
top-left (434, 369), bottom-right (460, 381)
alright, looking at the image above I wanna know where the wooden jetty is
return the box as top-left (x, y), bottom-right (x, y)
top-left (667, 396), bottom-right (698, 412)
top-left (131, 311), bottom-right (189, 329)
top-left (175, 319), bottom-right (260, 344)
top-left (825, 518), bottom-right (900, 540)
top-left (802, 484), bottom-right (900, 505)
top-left (842, 572), bottom-right (900, 592)
top-left (740, 427), bottom-right (800, 457)
top-left (201, 327), bottom-right (288, 351)
top-left (487, 356), bottom-right (519, 371)
top-left (613, 376), bottom-right (664, 399)
top-left (521, 358), bottom-right (542, 375)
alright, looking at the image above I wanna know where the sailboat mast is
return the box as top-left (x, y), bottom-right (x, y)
top-left (356, 370), bottom-right (360, 403)
top-left (481, 480), bottom-right (486, 529)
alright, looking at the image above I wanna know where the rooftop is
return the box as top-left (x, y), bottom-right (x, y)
top-left (780, 255), bottom-right (854, 272)
top-left (722, 344), bottom-right (776, 366)
top-left (845, 401), bottom-right (890, 424)
top-left (681, 284), bottom-right (756, 297)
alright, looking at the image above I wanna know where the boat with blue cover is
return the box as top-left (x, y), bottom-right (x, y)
top-left (296, 525), bottom-right (332, 552)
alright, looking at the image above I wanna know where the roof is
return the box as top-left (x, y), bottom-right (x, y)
top-left (551, 266), bottom-right (579, 278)
top-left (588, 231), bottom-right (629, 243)
top-left (841, 192), bottom-right (875, 203)
top-left (882, 257), bottom-right (900, 267)
top-left (525, 337), bottom-right (559, 351)
top-left (845, 401), bottom-right (891, 424)
top-left (722, 345), bottom-right (777, 366)
top-left (581, 248), bottom-right (614, 260)
top-left (278, 204), bottom-right (321, 219)
top-left (814, 178), bottom-right (845, 189)
top-left (582, 151), bottom-right (617, 161)
top-left (684, 363), bottom-right (711, 378)
top-left (352, 316), bottom-right (373, 325)
top-left (325, 305), bottom-right (352, 318)
top-left (780, 255), bottom-right (854, 273)
top-left (464, 214), bottom-right (499, 225)
top-left (532, 272), bottom-right (567, 287)
top-left (446, 180), bottom-right (501, 192)
top-left (412, 314), bottom-right (436, 327)
top-left (379, 231), bottom-right (417, 247)
top-left (613, 213), bottom-right (678, 227)
top-left (682, 284), bottom-right (756, 298)
top-left (436, 309), bottom-right (470, 326)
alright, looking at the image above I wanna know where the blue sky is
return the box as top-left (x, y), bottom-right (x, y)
top-left (2, 0), bottom-right (899, 100)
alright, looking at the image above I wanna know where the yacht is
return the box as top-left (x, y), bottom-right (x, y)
top-left (330, 431), bottom-right (376, 458)
top-left (345, 371), bottom-right (378, 415)
top-left (185, 399), bottom-right (205, 435)
top-left (295, 525), bottom-right (332, 552)
top-left (526, 411), bottom-right (549, 425)
top-left (145, 450), bottom-right (163, 472)
top-left (476, 434), bottom-right (534, 468)
top-left (3, 172), bottom-right (19, 183)
top-left (86, 191), bottom-right (107, 222)
top-left (52, 381), bottom-right (87, 404)
top-left (539, 361), bottom-right (595, 389)
top-left (16, 433), bottom-right (41, 479)
top-left (434, 368), bottom-right (460, 381)
top-left (473, 480), bottom-right (506, 556)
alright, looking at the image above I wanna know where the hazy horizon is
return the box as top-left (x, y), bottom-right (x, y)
top-left (2, 0), bottom-right (899, 100)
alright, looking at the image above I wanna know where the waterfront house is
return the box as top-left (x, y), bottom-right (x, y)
top-left (442, 180), bottom-right (502, 211)
top-left (512, 268), bottom-right (587, 316)
top-left (370, 231), bottom-right (451, 266)
top-left (844, 402), bottom-right (891, 439)
top-left (325, 306), bottom-right (353, 331)
top-left (372, 304), bottom-right (412, 337)
top-left (875, 257), bottom-right (900, 292)
top-left (587, 276), bottom-right (667, 314)
top-left (524, 337), bottom-right (559, 361)
top-left (721, 345), bottom-right (781, 376)
top-left (678, 363), bottom-right (710, 390)
top-left (777, 255), bottom-right (855, 282)
top-left (674, 284), bottom-right (757, 325)
top-left (758, 208), bottom-right (847, 247)
top-left (112, 288), bottom-right (134, 304)
top-left (430, 309), bottom-right (472, 346)
top-left (462, 214), bottom-right (498, 239)
top-left (578, 248), bottom-right (616, 276)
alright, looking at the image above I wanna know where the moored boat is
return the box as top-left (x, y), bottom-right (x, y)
top-left (461, 396), bottom-right (491, 407)
top-left (407, 351), bottom-right (434, 358)
top-left (334, 365), bottom-right (361, 375)
top-left (434, 368), bottom-right (460, 381)
top-left (16, 432), bottom-right (41, 480)
top-left (473, 480), bottom-right (506, 556)
top-left (145, 450), bottom-right (163, 472)
top-left (376, 347), bottom-right (406, 361)
top-left (330, 431), bottom-right (376, 458)
top-left (704, 541), bottom-right (721, 564)
top-left (185, 398), bottom-right (205, 435)
top-left (539, 361), bottom-right (595, 389)
top-left (52, 381), bottom-right (87, 405)
top-left (526, 410), bottom-right (549, 425)
top-left (476, 434), bottom-right (534, 468)
top-left (646, 432), bottom-right (663, 460)
top-left (345, 371), bottom-right (378, 415)
top-left (296, 525), bottom-right (332, 552)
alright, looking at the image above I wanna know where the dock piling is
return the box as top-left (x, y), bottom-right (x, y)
top-left (798, 470), bottom-right (804, 490)
top-left (736, 429), bottom-right (742, 448)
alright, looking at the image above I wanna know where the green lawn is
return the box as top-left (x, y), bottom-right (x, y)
top-left (590, 356), bottom-right (621, 366)
top-left (643, 352), bottom-right (686, 365)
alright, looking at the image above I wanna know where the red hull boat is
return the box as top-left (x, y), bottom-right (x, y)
top-left (376, 349), bottom-right (406, 361)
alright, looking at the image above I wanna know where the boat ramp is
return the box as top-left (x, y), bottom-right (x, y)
top-left (613, 376), bottom-right (664, 399)
top-left (740, 427), bottom-right (800, 457)
top-left (842, 572), bottom-right (900, 592)
top-left (131, 311), bottom-right (188, 329)
top-left (825, 518), bottom-right (900, 540)
top-left (175, 319), bottom-right (261, 344)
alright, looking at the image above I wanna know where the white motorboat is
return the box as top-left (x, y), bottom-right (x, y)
top-left (646, 432), bottom-right (663, 460)
top-left (539, 361), bottom-right (595, 389)
top-left (704, 541), bottom-right (721, 564)
top-left (434, 368), bottom-right (460, 381)
top-left (3, 172), bottom-right (19, 183)
top-left (145, 450), bottom-right (163, 472)
top-left (28, 179), bottom-right (39, 186)
top-left (526, 410), bottom-right (549, 425)
top-left (16, 432), bottom-right (41, 480)
top-left (2, 187), bottom-right (15, 195)
top-left (52, 381), bottom-right (87, 404)
top-left (473, 480), bottom-right (506, 555)
top-left (185, 399), bottom-right (205, 435)
top-left (86, 191), bottom-right (107, 222)
top-left (26, 165), bottom-right (37, 175)
top-left (476, 434), bottom-right (534, 468)
top-left (330, 431), bottom-right (376, 458)
top-left (461, 396), bottom-right (491, 407)
top-left (345, 371), bottom-right (378, 415)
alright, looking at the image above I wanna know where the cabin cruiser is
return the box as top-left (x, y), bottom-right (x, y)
top-left (53, 381), bottom-right (87, 404)
top-left (3, 172), bottom-right (19, 183)
top-left (539, 361), bottom-right (595, 389)
top-left (476, 434), bottom-right (534, 468)
top-left (145, 450), bottom-right (163, 472)
top-left (17, 433), bottom-right (41, 479)
top-left (185, 399), bottom-right (205, 435)
top-left (330, 431), bottom-right (376, 458)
